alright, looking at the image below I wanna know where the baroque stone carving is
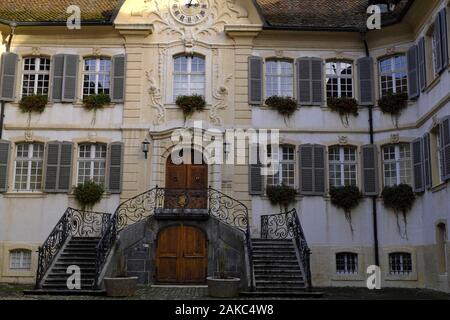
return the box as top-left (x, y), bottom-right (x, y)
top-left (338, 136), bottom-right (348, 145)
top-left (146, 69), bottom-right (165, 125)
top-left (24, 130), bottom-right (33, 142)
top-left (390, 133), bottom-right (400, 144)
top-left (210, 74), bottom-right (232, 125)
top-left (31, 47), bottom-right (40, 56)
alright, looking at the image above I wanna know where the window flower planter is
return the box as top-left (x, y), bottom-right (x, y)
top-left (329, 186), bottom-right (362, 235)
top-left (73, 180), bottom-right (104, 211)
top-left (175, 94), bottom-right (206, 121)
top-left (327, 97), bottom-right (359, 127)
top-left (265, 96), bottom-right (298, 120)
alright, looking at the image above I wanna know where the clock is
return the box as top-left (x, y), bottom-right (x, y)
top-left (170, 0), bottom-right (210, 25)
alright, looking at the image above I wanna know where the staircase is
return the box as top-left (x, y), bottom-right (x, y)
top-left (40, 237), bottom-right (100, 291)
top-left (252, 239), bottom-right (306, 293)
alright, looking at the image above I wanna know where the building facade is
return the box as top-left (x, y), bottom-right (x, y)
top-left (0, 0), bottom-right (449, 292)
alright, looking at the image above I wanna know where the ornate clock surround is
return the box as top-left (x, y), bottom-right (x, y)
top-left (169, 0), bottom-right (211, 25)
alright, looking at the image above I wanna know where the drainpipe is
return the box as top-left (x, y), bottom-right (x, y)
top-left (0, 22), bottom-right (16, 140)
top-left (362, 32), bottom-right (380, 267)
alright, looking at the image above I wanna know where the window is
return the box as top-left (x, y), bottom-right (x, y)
top-left (14, 143), bottom-right (44, 191)
top-left (77, 144), bottom-right (107, 186)
top-left (265, 59), bottom-right (294, 98)
top-left (336, 252), bottom-right (358, 275)
top-left (173, 55), bottom-right (205, 99)
top-left (389, 252), bottom-right (412, 275)
top-left (266, 145), bottom-right (296, 187)
top-left (9, 250), bottom-right (31, 270)
top-left (437, 223), bottom-right (447, 274)
top-left (382, 144), bottom-right (412, 187)
top-left (379, 55), bottom-right (408, 97)
top-left (328, 146), bottom-right (358, 187)
top-left (21, 57), bottom-right (50, 97)
top-left (326, 61), bottom-right (353, 98)
top-left (432, 26), bottom-right (439, 76)
top-left (83, 57), bottom-right (111, 98)
top-left (430, 126), bottom-right (444, 186)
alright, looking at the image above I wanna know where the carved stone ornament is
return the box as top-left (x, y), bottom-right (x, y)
top-left (92, 47), bottom-right (102, 57)
top-left (88, 132), bottom-right (98, 142)
top-left (210, 74), bottom-right (232, 125)
top-left (390, 133), bottom-right (400, 144)
top-left (146, 69), bottom-right (165, 125)
top-left (338, 136), bottom-right (348, 145)
top-left (31, 47), bottom-right (40, 56)
top-left (24, 130), bottom-right (33, 142)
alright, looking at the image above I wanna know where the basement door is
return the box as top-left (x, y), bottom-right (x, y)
top-left (156, 225), bottom-right (208, 284)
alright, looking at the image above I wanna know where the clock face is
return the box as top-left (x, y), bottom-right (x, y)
top-left (170, 0), bottom-right (210, 25)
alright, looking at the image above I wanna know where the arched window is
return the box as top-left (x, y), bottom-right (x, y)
top-left (21, 56), bottom-right (51, 97)
top-left (389, 252), bottom-right (412, 275)
top-left (173, 55), bottom-right (205, 99)
top-left (77, 143), bottom-right (107, 186)
top-left (378, 54), bottom-right (408, 97)
top-left (265, 59), bottom-right (294, 98)
top-left (83, 57), bottom-right (111, 98)
top-left (266, 145), bottom-right (296, 187)
top-left (382, 143), bottom-right (412, 187)
top-left (9, 249), bottom-right (31, 270)
top-left (336, 252), bottom-right (358, 274)
top-left (328, 145), bottom-right (358, 187)
top-left (326, 61), bottom-right (353, 98)
top-left (14, 142), bottom-right (44, 191)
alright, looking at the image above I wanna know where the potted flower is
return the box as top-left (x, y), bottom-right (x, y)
top-left (19, 94), bottom-right (48, 126)
top-left (327, 97), bottom-right (359, 127)
top-left (377, 92), bottom-right (408, 127)
top-left (266, 184), bottom-right (297, 213)
top-left (207, 246), bottom-right (241, 298)
top-left (329, 185), bottom-right (363, 235)
top-left (175, 94), bottom-right (206, 122)
top-left (73, 180), bottom-right (104, 211)
top-left (265, 96), bottom-right (298, 121)
top-left (82, 93), bottom-right (111, 125)
top-left (104, 272), bottom-right (139, 298)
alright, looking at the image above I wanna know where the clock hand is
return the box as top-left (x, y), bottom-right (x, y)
top-left (186, 0), bottom-right (193, 8)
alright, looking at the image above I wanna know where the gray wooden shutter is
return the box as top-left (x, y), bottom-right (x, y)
top-left (311, 58), bottom-right (323, 105)
top-left (297, 58), bottom-right (312, 105)
top-left (248, 56), bottom-right (263, 105)
top-left (441, 116), bottom-right (450, 181)
top-left (418, 37), bottom-right (427, 92)
top-left (357, 56), bottom-right (375, 106)
top-left (44, 142), bottom-right (61, 192)
top-left (62, 54), bottom-right (79, 102)
top-left (407, 45), bottom-right (420, 99)
top-left (423, 133), bottom-right (432, 190)
top-left (440, 8), bottom-right (449, 70)
top-left (0, 140), bottom-right (11, 192)
top-left (299, 144), bottom-right (325, 195)
top-left (51, 54), bottom-right (65, 102)
top-left (111, 54), bottom-right (126, 103)
top-left (108, 142), bottom-right (123, 194)
top-left (435, 13), bottom-right (443, 73)
top-left (361, 144), bottom-right (379, 196)
top-left (58, 142), bottom-right (73, 192)
top-left (249, 143), bottom-right (263, 195)
top-left (0, 52), bottom-right (18, 101)
top-left (313, 145), bottom-right (326, 194)
top-left (412, 138), bottom-right (424, 193)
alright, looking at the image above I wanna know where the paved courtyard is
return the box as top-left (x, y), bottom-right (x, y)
top-left (0, 284), bottom-right (450, 300)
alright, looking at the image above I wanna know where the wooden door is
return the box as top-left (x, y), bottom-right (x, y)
top-left (156, 225), bottom-right (207, 284)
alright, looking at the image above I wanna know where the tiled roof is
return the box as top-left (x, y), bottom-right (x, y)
top-left (0, 0), bottom-right (123, 24)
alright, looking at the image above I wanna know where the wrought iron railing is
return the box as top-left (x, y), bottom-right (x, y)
top-left (261, 209), bottom-right (312, 290)
top-left (35, 208), bottom-right (111, 288)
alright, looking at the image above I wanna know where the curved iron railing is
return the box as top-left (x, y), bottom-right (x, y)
top-left (261, 209), bottom-right (312, 290)
top-left (35, 208), bottom-right (111, 288)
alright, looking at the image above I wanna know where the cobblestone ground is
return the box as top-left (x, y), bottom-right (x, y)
top-left (1, 284), bottom-right (450, 300)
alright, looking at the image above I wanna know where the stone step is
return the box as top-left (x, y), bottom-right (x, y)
top-left (252, 252), bottom-right (297, 258)
top-left (54, 261), bottom-right (96, 267)
top-left (47, 272), bottom-right (96, 278)
top-left (252, 239), bottom-right (293, 245)
top-left (254, 268), bottom-right (302, 274)
top-left (60, 253), bottom-right (96, 258)
top-left (253, 256), bottom-right (298, 261)
top-left (51, 266), bottom-right (96, 272)
top-left (240, 291), bottom-right (323, 298)
top-left (255, 274), bottom-right (303, 281)
top-left (252, 247), bottom-right (295, 252)
top-left (44, 278), bottom-right (95, 284)
top-left (24, 289), bottom-right (106, 296)
top-left (255, 286), bottom-right (307, 292)
top-left (41, 284), bottom-right (95, 290)
top-left (255, 280), bottom-right (305, 286)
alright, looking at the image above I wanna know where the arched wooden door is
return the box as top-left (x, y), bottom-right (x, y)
top-left (156, 225), bottom-right (208, 284)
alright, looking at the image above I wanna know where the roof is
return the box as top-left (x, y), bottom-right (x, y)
top-left (0, 0), bottom-right (413, 30)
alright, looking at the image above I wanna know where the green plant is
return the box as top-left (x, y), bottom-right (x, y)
top-left (175, 94), bottom-right (206, 121)
top-left (381, 184), bottom-right (416, 239)
top-left (329, 185), bottom-right (363, 235)
top-left (18, 94), bottom-right (48, 114)
top-left (73, 180), bottom-right (105, 211)
top-left (327, 97), bottom-right (359, 127)
top-left (82, 93), bottom-right (111, 111)
top-left (378, 92), bottom-right (408, 116)
top-left (265, 96), bottom-right (298, 119)
top-left (266, 184), bottom-right (297, 213)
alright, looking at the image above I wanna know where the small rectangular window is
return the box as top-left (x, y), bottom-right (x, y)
top-left (336, 252), bottom-right (358, 275)
top-left (389, 252), bottom-right (412, 275)
top-left (9, 250), bottom-right (31, 270)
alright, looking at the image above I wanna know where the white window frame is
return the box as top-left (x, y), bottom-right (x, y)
top-left (336, 252), bottom-right (358, 275)
top-left (265, 59), bottom-right (294, 98)
top-left (9, 250), bottom-right (32, 270)
top-left (82, 57), bottom-right (112, 98)
top-left (77, 144), bottom-right (107, 186)
top-left (266, 145), bottom-right (296, 188)
top-left (378, 55), bottom-right (408, 97)
top-left (328, 146), bottom-right (358, 188)
top-left (13, 143), bottom-right (44, 192)
top-left (389, 252), bottom-right (413, 276)
top-left (173, 55), bottom-right (206, 99)
top-left (325, 61), bottom-right (354, 98)
top-left (21, 56), bottom-right (51, 97)
top-left (382, 143), bottom-right (412, 187)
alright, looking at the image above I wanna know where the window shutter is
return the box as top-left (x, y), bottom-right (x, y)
top-left (313, 145), bottom-right (326, 195)
top-left (0, 52), bottom-right (18, 101)
top-left (58, 142), bottom-right (73, 192)
top-left (299, 144), bottom-right (325, 195)
top-left (441, 116), bottom-right (450, 181)
top-left (0, 140), bottom-right (11, 192)
top-left (44, 142), bottom-right (61, 193)
top-left (248, 56), bottom-right (263, 105)
top-left (435, 14), bottom-right (443, 73)
top-left (412, 138), bottom-right (424, 193)
top-left (249, 143), bottom-right (263, 195)
top-left (361, 144), bottom-right (379, 196)
top-left (107, 142), bottom-right (123, 194)
top-left (423, 133), bottom-right (432, 190)
top-left (51, 54), bottom-right (65, 102)
top-left (357, 57), bottom-right (375, 106)
top-left (407, 45), bottom-right (420, 99)
top-left (418, 37), bottom-right (427, 92)
top-left (311, 58), bottom-right (323, 105)
top-left (297, 58), bottom-right (312, 105)
top-left (440, 8), bottom-right (449, 70)
top-left (111, 54), bottom-right (126, 103)
top-left (62, 54), bottom-right (79, 102)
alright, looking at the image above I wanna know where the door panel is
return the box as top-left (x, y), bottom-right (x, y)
top-left (156, 226), bottom-right (180, 282)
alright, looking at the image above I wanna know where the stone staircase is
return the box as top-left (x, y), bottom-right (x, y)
top-left (39, 237), bottom-right (100, 291)
top-left (252, 239), bottom-right (307, 293)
